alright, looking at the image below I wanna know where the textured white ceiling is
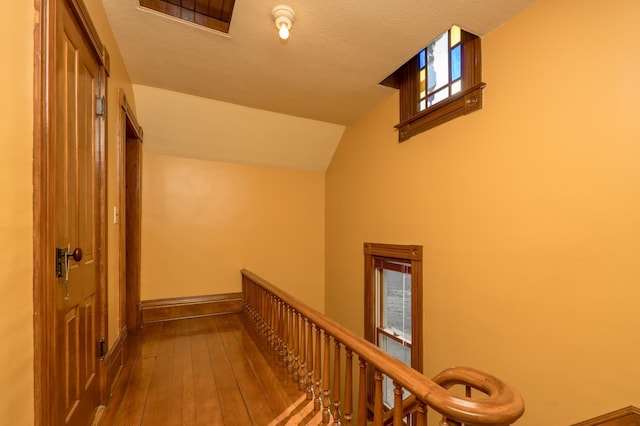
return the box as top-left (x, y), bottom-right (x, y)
top-left (102, 0), bottom-right (536, 126)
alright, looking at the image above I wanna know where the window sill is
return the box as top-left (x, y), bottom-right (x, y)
top-left (395, 82), bottom-right (486, 142)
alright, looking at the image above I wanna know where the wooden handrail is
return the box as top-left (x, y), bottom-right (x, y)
top-left (241, 269), bottom-right (525, 425)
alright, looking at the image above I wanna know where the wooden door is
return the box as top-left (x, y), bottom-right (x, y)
top-left (125, 136), bottom-right (142, 333)
top-left (54, 1), bottom-right (103, 423)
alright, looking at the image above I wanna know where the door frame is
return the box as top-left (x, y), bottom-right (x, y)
top-left (33, 0), bottom-right (110, 423)
top-left (118, 89), bottom-right (143, 338)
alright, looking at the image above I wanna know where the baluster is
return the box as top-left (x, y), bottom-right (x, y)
top-left (288, 307), bottom-right (295, 374)
top-left (393, 382), bottom-right (403, 426)
top-left (265, 294), bottom-right (272, 345)
top-left (270, 296), bottom-right (277, 349)
top-left (265, 292), bottom-right (271, 338)
top-left (322, 333), bottom-right (332, 423)
top-left (261, 291), bottom-right (267, 337)
top-left (242, 278), bottom-right (248, 313)
top-left (292, 311), bottom-right (300, 383)
top-left (298, 316), bottom-right (307, 391)
top-left (266, 293), bottom-right (271, 334)
top-left (245, 281), bottom-right (253, 320)
top-left (242, 277), bottom-right (248, 310)
top-left (373, 370), bottom-right (383, 426)
top-left (282, 304), bottom-right (290, 367)
top-left (255, 287), bottom-right (262, 330)
top-left (242, 276), bottom-right (249, 312)
top-left (357, 358), bottom-right (367, 426)
top-left (250, 284), bottom-right (257, 322)
top-left (280, 301), bottom-right (287, 355)
top-left (416, 401), bottom-right (427, 426)
top-left (306, 321), bottom-right (314, 400)
top-left (279, 301), bottom-right (286, 362)
top-left (252, 286), bottom-right (258, 329)
top-left (273, 300), bottom-right (279, 358)
top-left (344, 348), bottom-right (353, 424)
top-left (259, 288), bottom-right (266, 336)
top-left (255, 287), bottom-right (261, 331)
top-left (265, 295), bottom-right (272, 348)
top-left (333, 341), bottom-right (342, 424)
top-left (314, 327), bottom-right (322, 411)
top-left (261, 292), bottom-right (267, 341)
top-left (272, 297), bottom-right (280, 351)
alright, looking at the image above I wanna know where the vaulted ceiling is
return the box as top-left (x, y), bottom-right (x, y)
top-left (102, 0), bottom-right (536, 126)
top-left (102, 0), bottom-right (535, 170)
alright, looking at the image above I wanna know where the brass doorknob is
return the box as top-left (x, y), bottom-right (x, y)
top-left (71, 247), bottom-right (83, 262)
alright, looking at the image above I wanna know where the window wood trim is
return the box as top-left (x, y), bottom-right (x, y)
top-left (396, 82), bottom-right (486, 141)
top-left (376, 326), bottom-right (412, 347)
top-left (364, 242), bottom-right (423, 373)
top-left (383, 27), bottom-right (484, 142)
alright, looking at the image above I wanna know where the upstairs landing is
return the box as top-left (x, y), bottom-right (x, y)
top-left (100, 314), bottom-right (319, 425)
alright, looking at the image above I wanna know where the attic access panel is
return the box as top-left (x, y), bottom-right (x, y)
top-left (139, 0), bottom-right (235, 33)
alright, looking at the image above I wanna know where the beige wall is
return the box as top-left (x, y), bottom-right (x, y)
top-left (0, 2), bottom-right (34, 424)
top-left (141, 152), bottom-right (326, 311)
top-left (325, 0), bottom-right (640, 424)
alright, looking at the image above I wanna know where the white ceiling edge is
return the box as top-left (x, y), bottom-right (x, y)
top-left (133, 84), bottom-right (345, 172)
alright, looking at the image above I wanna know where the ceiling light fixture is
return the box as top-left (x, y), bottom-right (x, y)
top-left (272, 5), bottom-right (295, 40)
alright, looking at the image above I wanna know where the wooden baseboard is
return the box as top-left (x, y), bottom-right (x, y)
top-left (572, 406), bottom-right (640, 426)
top-left (140, 293), bottom-right (243, 324)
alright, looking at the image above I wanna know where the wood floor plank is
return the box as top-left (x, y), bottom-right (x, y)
top-left (215, 315), bottom-right (282, 423)
top-left (174, 319), bottom-right (195, 425)
top-left (101, 314), bottom-right (319, 426)
top-left (140, 322), bottom-right (163, 359)
top-left (112, 357), bottom-right (155, 426)
top-left (189, 321), bottom-right (224, 425)
top-left (203, 316), bottom-right (253, 425)
top-left (95, 333), bottom-right (141, 426)
top-left (140, 322), bottom-right (182, 425)
top-left (233, 316), bottom-right (299, 404)
top-left (231, 315), bottom-right (315, 424)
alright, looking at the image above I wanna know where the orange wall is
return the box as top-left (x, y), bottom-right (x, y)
top-left (141, 152), bottom-right (326, 311)
top-left (325, 0), bottom-right (640, 424)
top-left (0, 2), bottom-right (34, 423)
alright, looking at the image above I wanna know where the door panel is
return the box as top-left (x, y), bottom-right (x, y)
top-left (55, 1), bottom-right (101, 423)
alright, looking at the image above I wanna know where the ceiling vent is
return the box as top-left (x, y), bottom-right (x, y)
top-left (139, 0), bottom-right (235, 33)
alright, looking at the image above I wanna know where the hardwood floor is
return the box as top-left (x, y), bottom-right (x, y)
top-left (99, 314), bottom-right (321, 425)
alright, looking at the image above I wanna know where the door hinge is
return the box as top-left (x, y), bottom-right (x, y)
top-left (96, 97), bottom-right (105, 116)
top-left (98, 338), bottom-right (106, 359)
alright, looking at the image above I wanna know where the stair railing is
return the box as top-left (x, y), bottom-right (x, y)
top-left (241, 269), bottom-right (524, 425)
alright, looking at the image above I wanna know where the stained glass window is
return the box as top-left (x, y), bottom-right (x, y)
top-left (418, 26), bottom-right (463, 111)
top-left (381, 24), bottom-right (484, 142)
